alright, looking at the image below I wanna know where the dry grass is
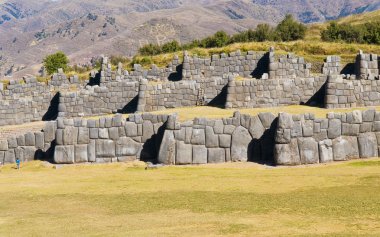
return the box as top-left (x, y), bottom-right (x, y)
top-left (150, 105), bottom-right (380, 122)
top-left (1, 159), bottom-right (380, 236)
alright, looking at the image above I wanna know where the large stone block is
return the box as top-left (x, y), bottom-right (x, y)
top-left (358, 133), bottom-right (378, 158)
top-left (98, 128), bottom-right (109, 139)
top-left (208, 148), bottom-right (225, 163)
top-left (328, 119), bottom-right (341, 139)
top-left (249, 116), bottom-right (266, 139)
top-left (116, 137), bottom-right (141, 157)
top-left (4, 149), bottom-right (16, 164)
top-left (231, 126), bottom-right (252, 162)
top-left (298, 137), bottom-right (319, 164)
top-left (332, 136), bottom-right (359, 161)
top-left (158, 130), bottom-right (176, 165)
top-left (108, 127), bottom-right (119, 140)
top-left (63, 127), bottom-right (76, 145)
top-left (142, 121), bottom-right (154, 143)
top-left (176, 141), bottom-right (192, 165)
top-left (274, 139), bottom-right (300, 165)
top-left (8, 137), bottom-right (17, 149)
top-left (77, 127), bottom-right (90, 144)
top-left (219, 134), bottom-right (231, 148)
top-left (191, 129), bottom-right (205, 145)
top-left (319, 140), bottom-right (333, 163)
top-left (44, 121), bottom-right (56, 143)
top-left (75, 144), bottom-right (88, 163)
top-left (192, 145), bottom-right (207, 164)
top-left (35, 132), bottom-right (44, 149)
top-left (205, 126), bottom-right (219, 148)
top-left (258, 112), bottom-right (276, 129)
top-left (88, 140), bottom-right (96, 162)
top-left (54, 145), bottom-right (74, 164)
top-left (96, 140), bottom-right (116, 158)
top-left (23, 147), bottom-right (37, 161)
top-left (0, 140), bottom-right (8, 151)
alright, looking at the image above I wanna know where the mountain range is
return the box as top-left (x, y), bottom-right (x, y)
top-left (1, 0), bottom-right (380, 78)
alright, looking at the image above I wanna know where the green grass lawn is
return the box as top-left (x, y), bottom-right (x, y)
top-left (1, 160), bottom-right (380, 236)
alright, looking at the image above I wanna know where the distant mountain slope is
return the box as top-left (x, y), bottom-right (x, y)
top-left (0, 0), bottom-right (379, 78)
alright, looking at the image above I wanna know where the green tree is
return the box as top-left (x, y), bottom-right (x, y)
top-left (254, 24), bottom-right (274, 41)
top-left (43, 51), bottom-right (69, 75)
top-left (213, 31), bottom-right (230, 47)
top-left (139, 43), bottom-right (162, 56)
top-left (275, 14), bottom-right (307, 41)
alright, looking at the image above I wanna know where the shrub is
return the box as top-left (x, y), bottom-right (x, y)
top-left (43, 51), bottom-right (69, 75)
top-left (161, 40), bottom-right (181, 53)
top-left (276, 14), bottom-right (307, 41)
top-left (139, 44), bottom-right (162, 56)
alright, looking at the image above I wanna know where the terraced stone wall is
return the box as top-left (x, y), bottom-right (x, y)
top-left (275, 109), bottom-right (380, 165)
top-left (225, 75), bottom-right (328, 109)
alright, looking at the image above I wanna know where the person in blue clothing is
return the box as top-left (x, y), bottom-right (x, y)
top-left (16, 158), bottom-right (20, 170)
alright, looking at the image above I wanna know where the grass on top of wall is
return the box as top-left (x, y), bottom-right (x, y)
top-left (1, 159), bottom-right (380, 236)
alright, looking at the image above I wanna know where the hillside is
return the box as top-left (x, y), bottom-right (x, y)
top-left (1, 0), bottom-right (380, 78)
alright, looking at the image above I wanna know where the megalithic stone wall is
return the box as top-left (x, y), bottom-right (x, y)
top-left (225, 75), bottom-right (328, 109)
top-left (322, 56), bottom-right (341, 75)
top-left (182, 50), bottom-right (267, 80)
top-left (137, 75), bottom-right (229, 112)
top-left (158, 112), bottom-right (277, 165)
top-left (59, 80), bottom-right (139, 117)
top-left (53, 113), bottom-right (169, 164)
top-left (325, 75), bottom-right (380, 109)
top-left (268, 49), bottom-right (311, 79)
top-left (356, 52), bottom-right (379, 79)
top-left (274, 109), bottom-right (380, 165)
top-left (0, 121), bottom-right (56, 164)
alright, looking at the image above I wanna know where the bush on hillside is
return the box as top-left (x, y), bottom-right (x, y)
top-left (276, 14), bottom-right (307, 41)
top-left (43, 51), bottom-right (69, 75)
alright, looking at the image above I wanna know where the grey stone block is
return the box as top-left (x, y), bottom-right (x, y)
top-left (358, 133), bottom-right (378, 158)
top-left (298, 137), bottom-right (319, 164)
top-left (333, 136), bottom-right (359, 161)
top-left (249, 116), bottom-right (265, 139)
top-left (274, 139), bottom-right (300, 166)
top-left (35, 132), bottom-right (44, 149)
top-left (96, 140), bottom-right (116, 158)
top-left (258, 112), bottom-right (276, 129)
top-left (23, 147), bottom-right (37, 161)
top-left (116, 137), bottom-right (141, 157)
top-left (8, 137), bottom-right (18, 149)
top-left (191, 129), bottom-right (205, 145)
top-left (0, 140), bottom-right (8, 151)
top-left (219, 134), bottom-right (231, 148)
top-left (109, 127), bottom-right (119, 140)
top-left (362, 109), bottom-right (375, 122)
top-left (142, 121), bottom-right (154, 143)
top-left (88, 140), bottom-right (96, 162)
top-left (63, 127), bottom-right (76, 145)
top-left (75, 144), bottom-right (88, 163)
top-left (17, 135), bottom-right (25, 146)
top-left (77, 127), bottom-right (90, 144)
top-left (158, 130), bottom-right (176, 165)
top-left (98, 128), bottom-right (109, 139)
top-left (208, 148), bottom-right (225, 163)
top-left (205, 126), bottom-right (219, 148)
top-left (44, 121), bottom-right (56, 143)
top-left (125, 122), bottom-right (138, 137)
top-left (328, 119), bottom-right (342, 139)
top-left (231, 126), bottom-right (252, 162)
top-left (54, 145), bottom-right (75, 164)
top-left (176, 141), bottom-right (192, 165)
top-left (319, 139), bottom-right (333, 163)
top-left (4, 149), bottom-right (16, 164)
top-left (192, 145), bottom-right (207, 164)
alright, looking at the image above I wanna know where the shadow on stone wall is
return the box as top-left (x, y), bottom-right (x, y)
top-left (87, 72), bottom-right (101, 86)
top-left (140, 123), bottom-right (166, 163)
top-left (42, 92), bottom-right (60, 121)
top-left (248, 118), bottom-right (277, 166)
top-left (168, 64), bottom-right (183, 81)
top-left (251, 52), bottom-right (269, 79)
top-left (118, 95), bottom-right (139, 114)
top-left (208, 85), bottom-right (228, 108)
top-left (304, 82), bottom-right (326, 107)
top-left (341, 63), bottom-right (355, 75)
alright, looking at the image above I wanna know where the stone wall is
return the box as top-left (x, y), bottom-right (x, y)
top-left (0, 121), bottom-right (56, 164)
top-left (325, 75), bottom-right (380, 108)
top-left (322, 56), bottom-right (341, 75)
top-left (54, 113), bottom-right (168, 164)
top-left (225, 75), bottom-right (327, 109)
top-left (275, 109), bottom-right (380, 165)
top-left (182, 50), bottom-right (267, 80)
top-left (269, 50), bottom-right (311, 79)
top-left (0, 77), bottom-right (57, 125)
top-left (59, 80), bottom-right (139, 117)
top-left (158, 112), bottom-right (277, 165)
top-left (356, 52), bottom-right (379, 79)
top-left (137, 75), bottom-right (229, 112)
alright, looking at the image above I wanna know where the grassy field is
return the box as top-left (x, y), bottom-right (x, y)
top-left (1, 160), bottom-right (380, 236)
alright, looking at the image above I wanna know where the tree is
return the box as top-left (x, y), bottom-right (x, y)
top-left (213, 31), bottom-right (230, 47)
top-left (139, 43), bottom-right (162, 56)
top-left (43, 51), bottom-right (69, 75)
top-left (275, 14), bottom-right (307, 41)
top-left (254, 24), bottom-right (274, 41)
